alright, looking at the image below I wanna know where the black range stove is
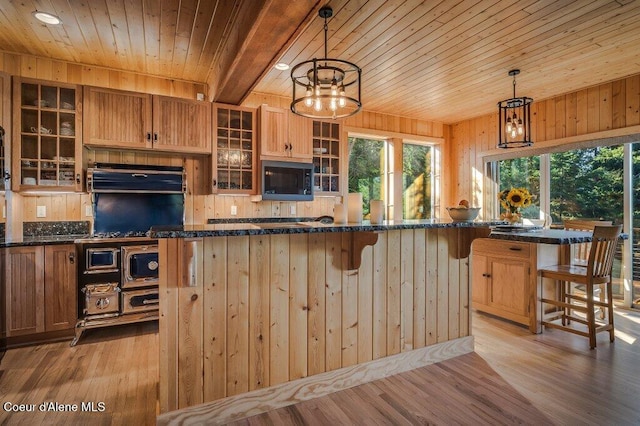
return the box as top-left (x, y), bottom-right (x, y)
top-left (72, 163), bottom-right (185, 346)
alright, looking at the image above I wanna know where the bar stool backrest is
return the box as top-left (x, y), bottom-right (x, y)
top-left (587, 225), bottom-right (622, 282)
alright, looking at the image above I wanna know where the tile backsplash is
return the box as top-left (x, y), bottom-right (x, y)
top-left (23, 220), bottom-right (90, 237)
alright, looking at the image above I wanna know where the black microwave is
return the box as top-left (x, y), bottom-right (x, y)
top-left (262, 160), bottom-right (314, 201)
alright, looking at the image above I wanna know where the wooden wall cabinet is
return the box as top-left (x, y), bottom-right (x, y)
top-left (84, 87), bottom-right (211, 154)
top-left (212, 104), bottom-right (256, 193)
top-left (12, 78), bottom-right (83, 192)
top-left (312, 120), bottom-right (341, 194)
top-left (259, 105), bottom-right (312, 161)
top-left (3, 244), bottom-right (76, 337)
top-left (0, 72), bottom-right (10, 191)
top-left (471, 239), bottom-right (534, 331)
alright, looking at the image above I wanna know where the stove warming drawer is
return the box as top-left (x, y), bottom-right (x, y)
top-left (121, 288), bottom-right (159, 314)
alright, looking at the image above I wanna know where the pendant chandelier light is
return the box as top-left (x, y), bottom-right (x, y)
top-left (498, 69), bottom-right (533, 148)
top-left (290, 6), bottom-right (362, 120)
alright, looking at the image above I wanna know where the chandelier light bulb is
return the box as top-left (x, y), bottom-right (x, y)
top-left (331, 79), bottom-right (338, 97)
top-left (330, 98), bottom-right (337, 111)
top-left (315, 85), bottom-right (321, 97)
top-left (304, 97), bottom-right (313, 107)
top-left (510, 129), bottom-right (517, 138)
top-left (314, 98), bottom-right (322, 112)
top-left (339, 96), bottom-right (346, 108)
top-left (506, 120), bottom-right (512, 132)
top-left (518, 125), bottom-right (524, 135)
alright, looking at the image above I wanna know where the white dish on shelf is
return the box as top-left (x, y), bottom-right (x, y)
top-left (313, 147), bottom-right (328, 154)
top-left (33, 99), bottom-right (49, 107)
top-left (61, 101), bottom-right (74, 110)
top-left (60, 128), bottom-right (75, 136)
top-left (22, 177), bottom-right (36, 185)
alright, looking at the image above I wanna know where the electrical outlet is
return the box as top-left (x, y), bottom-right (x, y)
top-left (290, 204), bottom-right (296, 216)
top-left (37, 205), bottom-right (46, 218)
top-left (231, 205), bottom-right (237, 216)
top-left (85, 205), bottom-right (92, 217)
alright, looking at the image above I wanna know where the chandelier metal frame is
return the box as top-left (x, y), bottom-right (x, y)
top-left (498, 69), bottom-right (533, 148)
top-left (290, 6), bottom-right (362, 119)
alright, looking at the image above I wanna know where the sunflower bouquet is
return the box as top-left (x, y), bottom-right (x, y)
top-left (498, 187), bottom-right (533, 224)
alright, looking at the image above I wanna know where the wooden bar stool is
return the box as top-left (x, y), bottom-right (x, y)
top-left (539, 225), bottom-right (622, 349)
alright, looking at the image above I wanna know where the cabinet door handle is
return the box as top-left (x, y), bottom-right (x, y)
top-left (289, 143), bottom-right (293, 151)
top-left (153, 133), bottom-right (158, 142)
top-left (509, 247), bottom-right (522, 251)
top-left (76, 173), bottom-right (81, 184)
top-left (69, 252), bottom-right (75, 264)
top-left (146, 132), bottom-right (152, 141)
top-left (482, 273), bottom-right (491, 278)
top-left (212, 179), bottom-right (217, 188)
top-left (4, 171), bottom-right (10, 181)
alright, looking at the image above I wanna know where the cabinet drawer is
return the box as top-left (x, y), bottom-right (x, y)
top-left (473, 239), bottom-right (530, 259)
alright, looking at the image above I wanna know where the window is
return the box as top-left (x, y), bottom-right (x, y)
top-left (550, 146), bottom-right (623, 224)
top-left (497, 156), bottom-right (540, 220)
top-left (403, 143), bottom-right (433, 219)
top-left (348, 136), bottom-right (387, 218)
top-left (348, 135), bottom-right (437, 220)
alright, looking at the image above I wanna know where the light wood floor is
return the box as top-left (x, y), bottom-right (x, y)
top-left (2, 309), bottom-right (640, 425)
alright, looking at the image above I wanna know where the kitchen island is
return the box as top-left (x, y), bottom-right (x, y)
top-left (471, 228), bottom-right (620, 333)
top-left (151, 220), bottom-right (498, 423)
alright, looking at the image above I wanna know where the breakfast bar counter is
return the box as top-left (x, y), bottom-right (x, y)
top-left (152, 220), bottom-right (498, 423)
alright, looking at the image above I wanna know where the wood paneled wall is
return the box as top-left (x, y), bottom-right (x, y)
top-left (159, 228), bottom-right (472, 412)
top-left (244, 92), bottom-right (445, 138)
top-left (449, 73), bottom-right (640, 212)
top-left (0, 51), bottom-right (206, 99)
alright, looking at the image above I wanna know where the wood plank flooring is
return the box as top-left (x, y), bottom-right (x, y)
top-left (1, 309), bottom-right (640, 425)
top-left (0, 322), bottom-right (159, 425)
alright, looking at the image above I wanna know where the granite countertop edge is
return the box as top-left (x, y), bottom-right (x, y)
top-left (0, 234), bottom-right (91, 248)
top-left (148, 220), bottom-right (504, 238)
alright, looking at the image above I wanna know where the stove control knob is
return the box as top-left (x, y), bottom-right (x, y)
top-left (148, 260), bottom-right (159, 271)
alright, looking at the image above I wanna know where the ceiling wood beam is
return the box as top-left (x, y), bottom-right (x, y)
top-left (210, 0), bottom-right (321, 105)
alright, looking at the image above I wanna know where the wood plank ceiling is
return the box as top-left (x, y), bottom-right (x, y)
top-left (0, 0), bottom-right (639, 124)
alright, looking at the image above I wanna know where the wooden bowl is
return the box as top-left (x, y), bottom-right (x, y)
top-left (446, 207), bottom-right (480, 222)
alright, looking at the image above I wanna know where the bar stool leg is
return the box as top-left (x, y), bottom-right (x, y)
top-left (606, 279), bottom-right (615, 342)
top-left (586, 282), bottom-right (596, 349)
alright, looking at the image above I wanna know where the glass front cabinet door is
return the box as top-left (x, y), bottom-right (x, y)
top-left (12, 78), bottom-right (83, 192)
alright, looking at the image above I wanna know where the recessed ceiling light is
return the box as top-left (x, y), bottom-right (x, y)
top-left (33, 11), bottom-right (62, 25)
top-left (275, 63), bottom-right (290, 71)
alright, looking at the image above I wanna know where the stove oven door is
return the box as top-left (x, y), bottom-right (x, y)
top-left (122, 245), bottom-right (159, 288)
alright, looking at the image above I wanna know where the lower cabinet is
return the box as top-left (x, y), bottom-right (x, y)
top-left (4, 244), bottom-right (77, 338)
top-left (471, 238), bottom-right (535, 331)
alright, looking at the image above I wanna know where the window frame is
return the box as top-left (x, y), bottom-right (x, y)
top-left (345, 127), bottom-right (443, 221)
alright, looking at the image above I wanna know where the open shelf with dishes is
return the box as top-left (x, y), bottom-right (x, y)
top-left (312, 120), bottom-right (340, 194)
top-left (13, 78), bottom-right (82, 191)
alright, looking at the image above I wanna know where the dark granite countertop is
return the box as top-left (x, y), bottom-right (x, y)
top-left (489, 228), bottom-right (626, 244)
top-left (148, 219), bottom-right (505, 238)
top-left (0, 234), bottom-right (91, 248)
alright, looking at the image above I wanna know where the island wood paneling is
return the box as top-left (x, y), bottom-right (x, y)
top-left (159, 227), bottom-right (474, 413)
top-left (449, 72), bottom-right (640, 213)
